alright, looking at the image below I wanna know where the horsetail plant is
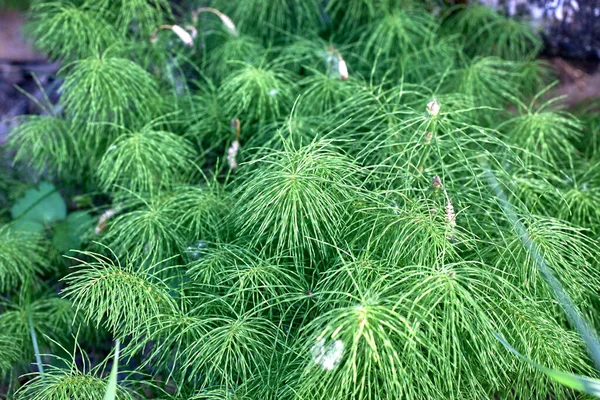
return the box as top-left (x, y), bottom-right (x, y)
top-left (2, 0), bottom-right (600, 399)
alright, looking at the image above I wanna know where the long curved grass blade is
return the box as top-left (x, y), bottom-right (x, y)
top-left (103, 340), bottom-right (120, 400)
top-left (495, 333), bottom-right (600, 398)
top-left (484, 162), bottom-right (600, 369)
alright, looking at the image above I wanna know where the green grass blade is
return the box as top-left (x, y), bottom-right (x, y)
top-left (103, 340), bottom-right (120, 400)
top-left (495, 333), bottom-right (600, 397)
top-left (483, 162), bottom-right (600, 370)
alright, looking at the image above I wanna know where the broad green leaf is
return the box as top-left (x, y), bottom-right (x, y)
top-left (11, 219), bottom-right (45, 234)
top-left (496, 333), bottom-right (600, 397)
top-left (103, 340), bottom-right (120, 400)
top-left (10, 182), bottom-right (67, 232)
top-left (52, 211), bottom-right (94, 254)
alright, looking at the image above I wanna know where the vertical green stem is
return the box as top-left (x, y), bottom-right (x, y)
top-left (27, 312), bottom-right (44, 376)
top-left (417, 118), bottom-right (437, 170)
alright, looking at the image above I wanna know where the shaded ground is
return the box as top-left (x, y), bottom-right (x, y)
top-left (0, 11), bottom-right (59, 144)
top-left (548, 57), bottom-right (600, 107)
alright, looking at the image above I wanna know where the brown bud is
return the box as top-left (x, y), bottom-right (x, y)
top-left (231, 118), bottom-right (241, 140)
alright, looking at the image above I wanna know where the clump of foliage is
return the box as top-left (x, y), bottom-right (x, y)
top-left (1, 0), bottom-right (600, 399)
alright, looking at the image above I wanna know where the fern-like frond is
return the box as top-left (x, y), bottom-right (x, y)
top-left (220, 61), bottom-right (295, 127)
top-left (186, 242), bottom-right (304, 314)
top-left (205, 34), bottom-right (265, 82)
top-left (558, 160), bottom-right (600, 230)
top-left (144, 308), bottom-right (282, 392)
top-left (213, 0), bottom-right (320, 39)
top-left (9, 115), bottom-right (79, 177)
top-left (325, 0), bottom-right (422, 32)
top-left (441, 5), bottom-right (499, 42)
top-left (16, 342), bottom-right (135, 400)
top-left (61, 249), bottom-right (178, 338)
top-left (502, 165), bottom-right (563, 216)
top-left (350, 190), bottom-right (467, 266)
top-left (188, 387), bottom-right (251, 400)
top-left (99, 194), bottom-right (184, 262)
top-left (165, 184), bottom-right (230, 244)
top-left (384, 263), bottom-right (515, 397)
top-left (499, 102), bottom-right (581, 167)
top-left (0, 293), bottom-right (80, 358)
top-left (297, 70), bottom-right (361, 115)
top-left (357, 97), bottom-right (515, 198)
top-left (277, 36), bottom-right (356, 78)
top-left (244, 112), bottom-right (328, 155)
top-left (12, 1), bottom-right (600, 399)
top-left (325, 0), bottom-right (379, 31)
top-left (183, 79), bottom-right (231, 151)
top-left (26, 1), bottom-right (119, 61)
top-left (400, 35), bottom-right (461, 85)
top-left (60, 52), bottom-right (161, 153)
top-left (316, 252), bottom-right (389, 300)
top-left (0, 226), bottom-right (47, 292)
top-left (513, 59), bottom-right (554, 98)
top-left (0, 334), bottom-right (22, 377)
top-left (442, 5), bottom-right (541, 61)
top-left (293, 276), bottom-right (438, 399)
top-left (359, 8), bottom-right (436, 61)
top-left (576, 101), bottom-right (600, 158)
top-left (479, 16), bottom-right (542, 61)
top-left (488, 214), bottom-right (600, 303)
top-left (123, 309), bottom-right (210, 384)
top-left (233, 138), bottom-right (363, 263)
top-left (95, 0), bottom-right (172, 38)
top-left (183, 312), bottom-right (280, 390)
top-left (97, 124), bottom-right (196, 194)
top-left (499, 296), bottom-right (596, 399)
top-left (447, 57), bottom-right (520, 108)
top-left (18, 370), bottom-right (132, 400)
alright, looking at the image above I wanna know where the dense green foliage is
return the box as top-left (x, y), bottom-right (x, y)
top-left (1, 0), bottom-right (600, 399)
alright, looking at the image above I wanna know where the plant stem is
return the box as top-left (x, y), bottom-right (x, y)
top-left (27, 312), bottom-right (44, 376)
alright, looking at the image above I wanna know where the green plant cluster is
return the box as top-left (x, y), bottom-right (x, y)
top-left (2, 0), bottom-right (600, 399)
